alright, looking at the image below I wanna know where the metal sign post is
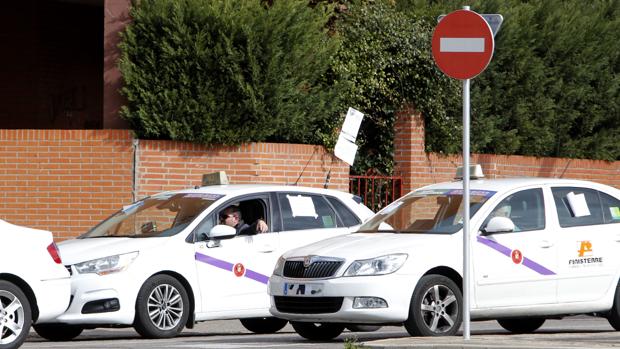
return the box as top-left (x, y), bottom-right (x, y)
top-left (431, 5), bottom-right (501, 340)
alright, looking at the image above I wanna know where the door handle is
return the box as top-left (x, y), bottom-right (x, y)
top-left (615, 234), bottom-right (620, 242)
top-left (540, 240), bottom-right (554, 248)
top-left (256, 244), bottom-right (275, 253)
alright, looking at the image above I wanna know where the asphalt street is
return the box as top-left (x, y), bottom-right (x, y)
top-left (20, 315), bottom-right (620, 349)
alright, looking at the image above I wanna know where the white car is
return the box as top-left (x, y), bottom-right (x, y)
top-left (269, 170), bottom-right (620, 340)
top-left (34, 185), bottom-right (373, 340)
top-left (0, 220), bottom-right (70, 349)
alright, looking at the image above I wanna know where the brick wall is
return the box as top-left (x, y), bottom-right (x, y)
top-left (0, 130), bottom-right (347, 240)
top-left (393, 108), bottom-right (620, 193)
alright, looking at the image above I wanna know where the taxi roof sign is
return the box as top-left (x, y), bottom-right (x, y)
top-left (202, 171), bottom-right (229, 186)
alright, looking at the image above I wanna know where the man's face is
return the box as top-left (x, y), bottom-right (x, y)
top-left (222, 212), bottom-right (239, 227)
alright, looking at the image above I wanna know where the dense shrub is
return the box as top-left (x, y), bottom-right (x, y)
top-left (119, 0), bottom-right (341, 145)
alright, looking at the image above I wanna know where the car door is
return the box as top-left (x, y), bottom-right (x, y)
top-left (192, 194), bottom-right (280, 316)
top-left (275, 192), bottom-right (355, 253)
top-left (474, 187), bottom-right (558, 308)
top-left (552, 186), bottom-right (620, 303)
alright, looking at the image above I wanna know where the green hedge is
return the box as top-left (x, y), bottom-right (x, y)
top-left (119, 0), bottom-right (341, 145)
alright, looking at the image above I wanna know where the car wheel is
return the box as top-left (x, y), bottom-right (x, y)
top-left (497, 318), bottom-right (546, 333)
top-left (404, 274), bottom-right (462, 337)
top-left (291, 321), bottom-right (344, 341)
top-left (33, 324), bottom-right (84, 341)
top-left (607, 282), bottom-right (620, 330)
top-left (240, 317), bottom-right (288, 334)
top-left (0, 280), bottom-right (32, 349)
top-left (345, 324), bottom-right (382, 332)
top-left (134, 274), bottom-right (189, 339)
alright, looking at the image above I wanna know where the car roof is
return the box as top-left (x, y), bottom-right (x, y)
top-left (160, 184), bottom-right (356, 198)
top-left (417, 177), bottom-right (617, 194)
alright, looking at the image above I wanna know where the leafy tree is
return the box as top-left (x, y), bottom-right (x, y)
top-left (119, 0), bottom-right (342, 145)
top-left (332, 0), bottom-right (460, 174)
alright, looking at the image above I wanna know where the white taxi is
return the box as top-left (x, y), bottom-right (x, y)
top-left (34, 184), bottom-right (373, 341)
top-left (0, 220), bottom-right (70, 349)
top-left (269, 168), bottom-right (620, 340)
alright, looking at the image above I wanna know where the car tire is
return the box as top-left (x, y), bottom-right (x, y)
top-left (240, 317), bottom-right (288, 334)
top-left (497, 318), bottom-right (546, 333)
top-left (607, 282), bottom-right (620, 330)
top-left (0, 280), bottom-right (32, 349)
top-left (134, 274), bottom-right (189, 339)
top-left (291, 321), bottom-right (344, 341)
top-left (345, 324), bottom-right (382, 332)
top-left (404, 274), bottom-right (462, 337)
top-left (33, 323), bottom-right (84, 341)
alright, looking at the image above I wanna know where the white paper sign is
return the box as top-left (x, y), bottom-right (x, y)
top-left (287, 195), bottom-right (318, 218)
top-left (566, 192), bottom-right (591, 217)
top-left (341, 107), bottom-right (364, 142)
top-left (334, 134), bottom-right (358, 166)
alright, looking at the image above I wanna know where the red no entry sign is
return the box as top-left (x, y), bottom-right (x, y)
top-left (432, 9), bottom-right (494, 80)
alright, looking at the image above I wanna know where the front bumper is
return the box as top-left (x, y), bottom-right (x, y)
top-left (268, 273), bottom-right (413, 324)
top-left (47, 269), bottom-right (142, 325)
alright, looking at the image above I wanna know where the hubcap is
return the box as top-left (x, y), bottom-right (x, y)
top-left (147, 284), bottom-right (183, 330)
top-left (0, 290), bottom-right (25, 345)
top-left (419, 284), bottom-right (458, 334)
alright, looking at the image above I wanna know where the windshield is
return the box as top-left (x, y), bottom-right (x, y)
top-left (358, 189), bottom-right (495, 234)
top-left (80, 193), bottom-right (221, 238)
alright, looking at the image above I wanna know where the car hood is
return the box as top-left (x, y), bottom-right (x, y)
top-left (281, 232), bottom-right (452, 260)
top-left (59, 237), bottom-right (167, 265)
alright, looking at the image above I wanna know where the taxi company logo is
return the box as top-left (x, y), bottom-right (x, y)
top-left (511, 249), bottom-right (523, 264)
top-left (569, 241), bottom-right (603, 267)
top-left (303, 256), bottom-right (317, 268)
top-left (578, 240), bottom-right (593, 257)
top-left (233, 263), bottom-right (245, 277)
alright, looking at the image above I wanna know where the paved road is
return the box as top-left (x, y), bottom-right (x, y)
top-left (22, 316), bottom-right (619, 349)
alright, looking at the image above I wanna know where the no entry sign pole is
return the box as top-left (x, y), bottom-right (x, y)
top-left (431, 5), bottom-right (499, 340)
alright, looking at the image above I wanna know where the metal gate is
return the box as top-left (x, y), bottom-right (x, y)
top-left (349, 175), bottom-right (403, 212)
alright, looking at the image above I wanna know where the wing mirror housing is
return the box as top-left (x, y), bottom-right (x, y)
top-left (482, 216), bottom-right (515, 235)
top-left (207, 224), bottom-right (237, 240)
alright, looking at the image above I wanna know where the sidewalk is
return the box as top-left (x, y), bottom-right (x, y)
top-left (363, 331), bottom-right (620, 349)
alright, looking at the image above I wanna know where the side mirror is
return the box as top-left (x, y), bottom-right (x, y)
top-left (482, 216), bottom-right (515, 235)
top-left (208, 224), bottom-right (237, 240)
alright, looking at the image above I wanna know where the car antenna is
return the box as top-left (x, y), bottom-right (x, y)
top-left (323, 169), bottom-right (331, 189)
top-left (293, 147), bottom-right (318, 186)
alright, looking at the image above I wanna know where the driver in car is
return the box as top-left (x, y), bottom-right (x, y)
top-left (220, 205), bottom-right (268, 235)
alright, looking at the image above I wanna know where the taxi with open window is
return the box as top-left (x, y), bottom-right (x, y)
top-left (268, 166), bottom-right (620, 340)
top-left (33, 178), bottom-right (373, 341)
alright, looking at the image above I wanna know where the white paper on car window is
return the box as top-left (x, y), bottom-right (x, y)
top-left (287, 195), bottom-right (318, 218)
top-left (566, 192), bottom-right (591, 217)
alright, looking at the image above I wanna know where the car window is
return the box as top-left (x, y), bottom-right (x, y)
top-left (600, 192), bottom-right (620, 224)
top-left (326, 196), bottom-right (361, 227)
top-left (278, 193), bottom-right (338, 231)
top-left (358, 189), bottom-right (495, 234)
top-left (552, 187), bottom-right (604, 228)
top-left (483, 188), bottom-right (545, 232)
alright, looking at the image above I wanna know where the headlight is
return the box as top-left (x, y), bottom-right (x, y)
top-left (344, 254), bottom-right (407, 277)
top-left (273, 256), bottom-right (286, 276)
top-left (74, 252), bottom-right (139, 275)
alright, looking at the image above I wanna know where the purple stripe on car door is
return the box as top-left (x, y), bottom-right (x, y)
top-left (195, 252), bottom-right (270, 284)
top-left (195, 252), bottom-right (234, 271)
top-left (476, 236), bottom-right (556, 275)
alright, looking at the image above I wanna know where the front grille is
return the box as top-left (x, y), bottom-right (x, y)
top-left (274, 296), bottom-right (343, 314)
top-left (283, 260), bottom-right (343, 278)
top-left (65, 265), bottom-right (73, 276)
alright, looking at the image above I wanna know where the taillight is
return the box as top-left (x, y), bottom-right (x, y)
top-left (47, 242), bottom-right (62, 264)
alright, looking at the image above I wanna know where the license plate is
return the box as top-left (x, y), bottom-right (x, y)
top-left (283, 282), bottom-right (323, 296)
